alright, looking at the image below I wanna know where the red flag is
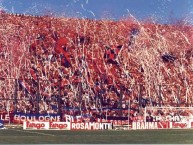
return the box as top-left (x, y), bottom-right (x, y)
top-left (55, 38), bottom-right (68, 54)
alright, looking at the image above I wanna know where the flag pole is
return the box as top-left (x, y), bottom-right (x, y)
top-left (128, 99), bottom-right (130, 130)
top-left (106, 108), bottom-right (108, 121)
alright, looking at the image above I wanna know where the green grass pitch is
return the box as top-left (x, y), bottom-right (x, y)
top-left (0, 128), bottom-right (193, 144)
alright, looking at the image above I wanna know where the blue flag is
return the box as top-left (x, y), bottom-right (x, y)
top-left (0, 120), bottom-right (4, 129)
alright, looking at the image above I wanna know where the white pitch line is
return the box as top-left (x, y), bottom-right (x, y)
top-left (12, 129), bottom-right (55, 137)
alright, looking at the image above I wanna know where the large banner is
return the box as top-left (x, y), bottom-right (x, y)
top-left (0, 113), bottom-right (128, 125)
top-left (64, 114), bottom-right (130, 126)
top-left (0, 113), bottom-right (61, 123)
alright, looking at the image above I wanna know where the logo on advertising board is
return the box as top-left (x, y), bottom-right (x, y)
top-left (23, 121), bottom-right (71, 130)
top-left (71, 122), bottom-right (112, 130)
top-left (49, 122), bottom-right (70, 130)
top-left (23, 121), bottom-right (49, 130)
top-left (132, 122), bottom-right (170, 130)
top-left (170, 122), bottom-right (189, 129)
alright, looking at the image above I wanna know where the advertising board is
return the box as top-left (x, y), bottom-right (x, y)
top-left (23, 121), bottom-right (71, 130)
top-left (23, 121), bottom-right (111, 130)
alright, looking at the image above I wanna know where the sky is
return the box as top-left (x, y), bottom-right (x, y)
top-left (0, 0), bottom-right (193, 24)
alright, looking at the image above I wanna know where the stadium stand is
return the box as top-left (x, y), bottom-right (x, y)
top-left (0, 12), bottom-right (193, 122)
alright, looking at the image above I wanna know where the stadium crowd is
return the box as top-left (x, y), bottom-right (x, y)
top-left (0, 12), bottom-right (193, 120)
